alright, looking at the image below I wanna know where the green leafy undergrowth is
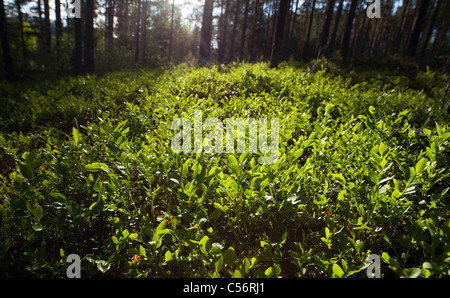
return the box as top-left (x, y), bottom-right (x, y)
top-left (0, 62), bottom-right (449, 277)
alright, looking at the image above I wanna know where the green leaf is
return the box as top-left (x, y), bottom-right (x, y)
top-left (33, 205), bottom-right (43, 221)
top-left (379, 142), bottom-right (388, 157)
top-left (224, 247), bottom-right (236, 267)
top-left (72, 127), bottom-right (81, 144)
top-left (264, 266), bottom-right (274, 277)
top-left (181, 158), bottom-right (192, 178)
top-left (332, 173), bottom-right (346, 186)
top-left (85, 162), bottom-right (109, 172)
top-left (97, 260), bottom-right (111, 273)
top-left (415, 158), bottom-right (426, 174)
top-left (164, 250), bottom-right (173, 263)
top-left (49, 192), bottom-right (67, 202)
top-left (19, 164), bottom-right (33, 179)
top-left (214, 255), bottom-right (223, 271)
top-left (25, 151), bottom-right (36, 167)
top-left (199, 235), bottom-right (212, 254)
top-left (332, 263), bottom-right (345, 278)
top-left (403, 268), bottom-right (421, 278)
top-left (228, 155), bottom-right (241, 178)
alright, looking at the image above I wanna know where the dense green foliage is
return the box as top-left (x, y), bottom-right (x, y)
top-left (0, 62), bottom-right (449, 277)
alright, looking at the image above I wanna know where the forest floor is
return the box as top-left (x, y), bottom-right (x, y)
top-left (0, 61), bottom-right (449, 277)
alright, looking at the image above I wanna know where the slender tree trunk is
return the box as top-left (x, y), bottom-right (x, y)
top-left (135, 0), bottom-right (142, 64)
top-left (199, 0), bottom-right (214, 63)
top-left (287, 0), bottom-right (299, 58)
top-left (74, 17), bottom-right (83, 74)
top-left (0, 0), bottom-right (14, 80)
top-left (432, 0), bottom-right (450, 56)
top-left (44, 0), bottom-right (51, 52)
top-left (249, 0), bottom-right (259, 61)
top-left (421, 0), bottom-right (441, 54)
top-left (406, 0), bottom-right (431, 56)
top-left (229, 0), bottom-right (241, 62)
top-left (341, 0), bottom-right (358, 65)
top-left (142, 0), bottom-right (148, 64)
top-left (270, 0), bottom-right (290, 67)
top-left (37, 0), bottom-right (45, 49)
top-left (55, 0), bottom-right (62, 45)
top-left (239, 0), bottom-right (250, 61)
top-left (84, 0), bottom-right (95, 73)
top-left (317, 0), bottom-right (335, 56)
top-left (107, 0), bottom-right (115, 49)
top-left (264, 0), bottom-right (277, 60)
top-left (328, 0), bottom-right (343, 54)
top-left (15, 0), bottom-right (27, 57)
top-left (303, 0), bottom-right (316, 60)
top-left (392, 0), bottom-right (410, 54)
top-left (218, 0), bottom-right (230, 63)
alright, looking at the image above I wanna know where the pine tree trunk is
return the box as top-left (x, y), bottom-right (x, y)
top-left (15, 0), bottom-right (27, 57)
top-left (0, 0), bottom-right (14, 80)
top-left (107, 0), bottom-right (115, 49)
top-left (341, 0), bottom-right (358, 65)
top-left (270, 0), bottom-right (290, 68)
top-left (421, 0), bottom-right (441, 54)
top-left (55, 0), bottom-right (62, 45)
top-left (328, 0), bottom-right (343, 54)
top-left (303, 0), bottom-right (316, 60)
top-left (229, 0), bottom-right (241, 62)
top-left (239, 0), bottom-right (250, 61)
top-left (44, 0), bottom-right (51, 52)
top-left (199, 0), bottom-right (214, 63)
top-left (142, 0), bottom-right (148, 64)
top-left (135, 0), bottom-right (142, 64)
top-left (406, 0), bottom-right (431, 56)
top-left (431, 0), bottom-right (449, 56)
top-left (317, 0), bottom-right (336, 56)
top-left (84, 0), bottom-right (95, 73)
top-left (74, 17), bottom-right (83, 74)
top-left (249, 0), bottom-right (259, 61)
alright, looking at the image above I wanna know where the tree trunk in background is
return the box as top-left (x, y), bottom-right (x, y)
top-left (431, 0), bottom-right (450, 56)
top-left (142, 0), bottom-right (148, 64)
top-left (229, 0), bottom-right (241, 62)
top-left (118, 0), bottom-right (129, 48)
top-left (55, 0), bottom-right (62, 45)
top-left (135, 0), bottom-right (142, 64)
top-left (341, 0), bottom-right (358, 65)
top-left (392, 0), bottom-right (410, 54)
top-left (287, 0), bottom-right (300, 58)
top-left (264, 0), bottom-right (277, 60)
top-left (218, 0), bottom-right (230, 63)
top-left (107, 0), bottom-right (115, 49)
top-left (199, 0), bottom-right (214, 63)
top-left (317, 0), bottom-right (335, 56)
top-left (249, 0), bottom-right (259, 61)
top-left (84, 0), bottom-right (95, 73)
top-left (239, 0), bottom-right (250, 61)
top-left (0, 0), bottom-right (14, 80)
top-left (303, 0), bottom-right (316, 60)
top-left (270, 0), bottom-right (290, 68)
top-left (15, 0), bottom-right (27, 57)
top-left (37, 0), bottom-right (45, 49)
top-left (44, 0), bottom-right (51, 52)
top-left (406, 0), bottom-right (431, 56)
top-left (421, 0), bottom-right (441, 54)
top-left (328, 0), bottom-right (343, 54)
top-left (74, 17), bottom-right (83, 74)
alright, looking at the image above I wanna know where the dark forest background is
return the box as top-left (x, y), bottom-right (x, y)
top-left (0, 0), bottom-right (449, 80)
